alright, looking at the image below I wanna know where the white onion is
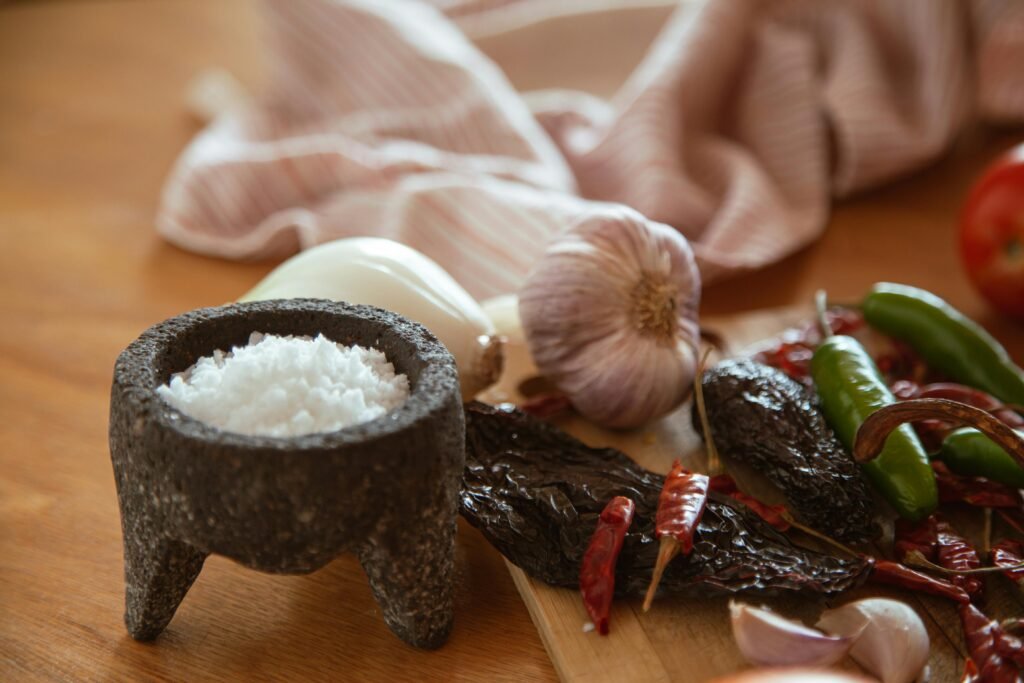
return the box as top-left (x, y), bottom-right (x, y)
top-left (241, 237), bottom-right (504, 399)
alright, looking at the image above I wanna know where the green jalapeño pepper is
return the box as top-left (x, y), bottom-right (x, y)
top-left (940, 427), bottom-right (1024, 488)
top-left (812, 335), bottom-right (938, 521)
top-left (862, 283), bottom-right (1024, 406)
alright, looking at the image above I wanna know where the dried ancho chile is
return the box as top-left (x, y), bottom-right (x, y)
top-left (692, 360), bottom-right (878, 543)
top-left (460, 401), bottom-right (872, 598)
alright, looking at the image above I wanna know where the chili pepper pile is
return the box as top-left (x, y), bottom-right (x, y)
top-left (462, 281), bottom-right (1024, 669)
top-left (894, 511), bottom-right (1024, 678)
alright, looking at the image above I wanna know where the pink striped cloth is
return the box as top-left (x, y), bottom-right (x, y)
top-left (158, 0), bottom-right (1024, 299)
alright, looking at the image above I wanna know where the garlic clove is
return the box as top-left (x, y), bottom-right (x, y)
top-left (729, 601), bottom-right (855, 668)
top-left (817, 598), bottom-right (929, 683)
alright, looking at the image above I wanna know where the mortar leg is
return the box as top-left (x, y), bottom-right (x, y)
top-left (121, 519), bottom-right (207, 641)
top-left (359, 507), bottom-right (456, 649)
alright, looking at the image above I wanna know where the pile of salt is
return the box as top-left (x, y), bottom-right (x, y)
top-left (157, 332), bottom-right (409, 437)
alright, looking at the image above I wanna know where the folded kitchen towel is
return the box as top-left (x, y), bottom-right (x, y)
top-left (158, 0), bottom-right (1024, 299)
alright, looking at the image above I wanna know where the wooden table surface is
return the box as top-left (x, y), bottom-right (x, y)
top-left (1, 1), bottom-right (1021, 681)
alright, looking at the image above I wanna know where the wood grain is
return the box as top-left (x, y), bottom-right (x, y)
top-left (0, 1), bottom-right (1022, 681)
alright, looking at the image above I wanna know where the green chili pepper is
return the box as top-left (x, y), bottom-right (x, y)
top-left (939, 427), bottom-right (1024, 488)
top-left (812, 335), bottom-right (938, 521)
top-left (861, 283), bottom-right (1024, 406)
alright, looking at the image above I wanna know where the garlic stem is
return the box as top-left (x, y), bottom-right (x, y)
top-left (693, 349), bottom-right (721, 476)
top-left (632, 275), bottom-right (678, 342)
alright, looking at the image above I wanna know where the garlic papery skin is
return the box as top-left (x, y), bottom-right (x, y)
top-left (517, 210), bottom-right (701, 429)
top-left (240, 237), bottom-right (504, 399)
top-left (729, 601), bottom-right (855, 668)
top-left (817, 599), bottom-right (929, 683)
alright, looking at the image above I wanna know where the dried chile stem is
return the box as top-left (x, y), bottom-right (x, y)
top-left (780, 511), bottom-right (858, 557)
top-left (694, 348), bottom-right (721, 476)
top-left (699, 326), bottom-right (730, 354)
top-left (853, 398), bottom-right (1024, 468)
top-left (815, 289), bottom-right (833, 339)
top-left (904, 549), bottom-right (1024, 575)
top-left (643, 537), bottom-right (679, 612)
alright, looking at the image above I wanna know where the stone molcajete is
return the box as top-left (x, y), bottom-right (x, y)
top-left (108, 299), bottom-right (465, 649)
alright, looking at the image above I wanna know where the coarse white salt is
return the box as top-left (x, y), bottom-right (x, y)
top-left (157, 332), bottom-right (410, 437)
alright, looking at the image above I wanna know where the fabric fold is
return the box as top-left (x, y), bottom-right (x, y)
top-left (158, 0), bottom-right (1024, 297)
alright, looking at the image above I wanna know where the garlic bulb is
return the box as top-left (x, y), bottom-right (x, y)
top-left (729, 601), bottom-right (855, 668)
top-left (817, 599), bottom-right (929, 683)
top-left (518, 210), bottom-right (701, 428)
top-left (240, 237), bottom-right (504, 399)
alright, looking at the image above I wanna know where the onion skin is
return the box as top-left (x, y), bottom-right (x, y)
top-left (729, 601), bottom-right (854, 668)
top-left (518, 210), bottom-right (701, 429)
top-left (817, 598), bottom-right (929, 683)
top-left (239, 237), bottom-right (503, 399)
top-left (709, 669), bottom-right (873, 683)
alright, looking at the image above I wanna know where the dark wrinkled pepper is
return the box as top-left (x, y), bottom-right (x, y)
top-left (694, 359), bottom-right (878, 542)
top-left (460, 402), bottom-right (873, 599)
top-left (580, 496), bottom-right (634, 635)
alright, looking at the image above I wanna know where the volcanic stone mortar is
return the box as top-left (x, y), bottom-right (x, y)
top-left (108, 299), bottom-right (465, 649)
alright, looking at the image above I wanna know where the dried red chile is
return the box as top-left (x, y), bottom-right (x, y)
top-left (460, 401), bottom-right (872, 598)
top-left (692, 360), bottom-right (878, 543)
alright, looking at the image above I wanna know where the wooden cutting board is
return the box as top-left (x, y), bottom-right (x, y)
top-left (480, 306), bottom-right (1024, 683)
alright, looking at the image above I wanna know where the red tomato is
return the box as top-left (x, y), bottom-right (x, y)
top-left (959, 143), bottom-right (1024, 320)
